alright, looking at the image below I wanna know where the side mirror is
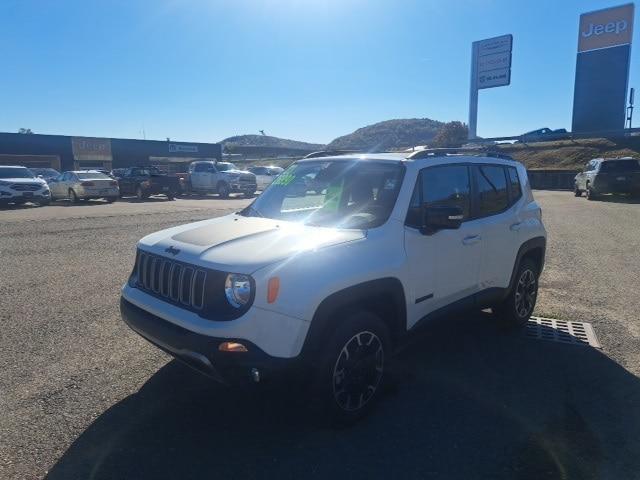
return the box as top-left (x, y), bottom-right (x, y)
top-left (420, 205), bottom-right (463, 234)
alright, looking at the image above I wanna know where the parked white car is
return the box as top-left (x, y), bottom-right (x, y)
top-left (0, 165), bottom-right (50, 207)
top-left (247, 165), bottom-right (284, 190)
top-left (121, 150), bottom-right (546, 423)
top-left (49, 170), bottom-right (119, 203)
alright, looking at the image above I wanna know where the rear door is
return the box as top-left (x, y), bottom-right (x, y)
top-left (473, 164), bottom-right (521, 291)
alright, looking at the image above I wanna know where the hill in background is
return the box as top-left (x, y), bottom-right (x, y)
top-left (221, 134), bottom-right (324, 151)
top-left (327, 118), bottom-right (444, 150)
top-left (497, 137), bottom-right (640, 170)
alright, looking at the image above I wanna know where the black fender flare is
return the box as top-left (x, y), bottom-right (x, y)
top-left (507, 236), bottom-right (546, 294)
top-left (301, 278), bottom-right (407, 362)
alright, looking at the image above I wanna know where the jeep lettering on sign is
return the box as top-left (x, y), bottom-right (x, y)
top-left (578, 3), bottom-right (634, 52)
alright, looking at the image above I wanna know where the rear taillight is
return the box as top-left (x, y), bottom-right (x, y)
top-left (80, 181), bottom-right (95, 187)
top-left (110, 181), bottom-right (118, 186)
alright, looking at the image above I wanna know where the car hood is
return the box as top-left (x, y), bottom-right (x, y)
top-left (138, 214), bottom-right (365, 274)
top-left (0, 177), bottom-right (46, 185)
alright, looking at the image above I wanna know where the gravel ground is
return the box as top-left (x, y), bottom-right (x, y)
top-left (1, 191), bottom-right (639, 480)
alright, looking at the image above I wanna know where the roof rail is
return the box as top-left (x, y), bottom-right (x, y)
top-left (303, 149), bottom-right (364, 159)
top-left (407, 147), bottom-right (513, 161)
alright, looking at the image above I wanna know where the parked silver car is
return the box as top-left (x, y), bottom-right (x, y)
top-left (49, 170), bottom-right (119, 203)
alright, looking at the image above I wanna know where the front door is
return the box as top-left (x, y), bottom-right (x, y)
top-left (404, 164), bottom-right (482, 328)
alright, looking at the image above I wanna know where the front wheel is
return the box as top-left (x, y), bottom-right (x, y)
top-left (69, 189), bottom-right (79, 204)
top-left (586, 184), bottom-right (597, 201)
top-left (574, 184), bottom-right (582, 197)
top-left (494, 258), bottom-right (539, 328)
top-left (316, 311), bottom-right (390, 425)
top-left (106, 197), bottom-right (117, 203)
top-left (218, 183), bottom-right (230, 199)
top-left (136, 186), bottom-right (146, 201)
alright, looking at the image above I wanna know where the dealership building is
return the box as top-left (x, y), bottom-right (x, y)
top-left (0, 132), bottom-right (222, 174)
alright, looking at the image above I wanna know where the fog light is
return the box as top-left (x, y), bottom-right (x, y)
top-left (219, 341), bottom-right (248, 353)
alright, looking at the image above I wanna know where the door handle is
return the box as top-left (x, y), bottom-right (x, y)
top-left (510, 222), bottom-right (522, 232)
top-left (462, 235), bottom-right (481, 245)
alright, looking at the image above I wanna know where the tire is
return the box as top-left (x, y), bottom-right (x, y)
top-left (166, 193), bottom-right (175, 201)
top-left (106, 197), bottom-right (117, 203)
top-left (69, 189), bottom-right (79, 204)
top-left (494, 258), bottom-right (539, 328)
top-left (315, 311), bottom-right (390, 425)
top-left (244, 191), bottom-right (255, 198)
top-left (586, 183), bottom-right (597, 201)
top-left (217, 182), bottom-right (230, 199)
top-left (38, 199), bottom-right (51, 207)
top-left (574, 184), bottom-right (582, 197)
top-left (136, 186), bottom-right (146, 201)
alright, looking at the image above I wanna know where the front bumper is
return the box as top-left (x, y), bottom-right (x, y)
top-left (230, 182), bottom-right (257, 193)
top-left (121, 297), bottom-right (304, 385)
top-left (0, 190), bottom-right (50, 204)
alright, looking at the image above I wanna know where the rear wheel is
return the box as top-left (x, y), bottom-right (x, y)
top-left (494, 258), bottom-right (539, 328)
top-left (315, 311), bottom-right (390, 425)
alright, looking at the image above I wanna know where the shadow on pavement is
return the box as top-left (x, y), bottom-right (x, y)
top-left (46, 312), bottom-right (640, 480)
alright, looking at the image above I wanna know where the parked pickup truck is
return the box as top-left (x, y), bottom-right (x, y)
top-left (187, 161), bottom-right (257, 198)
top-left (115, 166), bottom-right (180, 200)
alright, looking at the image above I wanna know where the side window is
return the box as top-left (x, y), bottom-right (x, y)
top-left (194, 163), bottom-right (208, 172)
top-left (507, 166), bottom-right (522, 205)
top-left (406, 165), bottom-right (471, 228)
top-left (476, 164), bottom-right (509, 216)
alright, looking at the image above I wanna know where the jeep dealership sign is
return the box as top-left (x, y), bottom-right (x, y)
top-left (572, 3), bottom-right (635, 133)
top-left (468, 34), bottom-right (513, 138)
top-left (578, 3), bottom-right (634, 52)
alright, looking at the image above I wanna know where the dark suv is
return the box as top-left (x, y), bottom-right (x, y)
top-left (574, 157), bottom-right (640, 200)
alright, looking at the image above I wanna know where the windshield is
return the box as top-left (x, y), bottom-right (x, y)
top-left (241, 160), bottom-right (404, 229)
top-left (216, 163), bottom-right (236, 171)
top-left (76, 172), bottom-right (111, 180)
top-left (600, 160), bottom-right (640, 173)
top-left (0, 167), bottom-right (35, 179)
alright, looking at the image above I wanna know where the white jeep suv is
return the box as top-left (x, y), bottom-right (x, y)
top-left (121, 150), bottom-right (546, 422)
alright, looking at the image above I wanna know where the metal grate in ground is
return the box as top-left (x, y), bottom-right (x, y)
top-left (525, 316), bottom-right (601, 348)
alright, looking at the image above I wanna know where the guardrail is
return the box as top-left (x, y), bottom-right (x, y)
top-left (527, 169), bottom-right (579, 190)
top-left (474, 128), bottom-right (640, 144)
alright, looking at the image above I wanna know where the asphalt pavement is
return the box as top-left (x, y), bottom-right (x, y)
top-left (1, 191), bottom-right (639, 480)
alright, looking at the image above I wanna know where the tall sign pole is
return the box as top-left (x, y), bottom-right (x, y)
top-left (468, 34), bottom-right (513, 139)
top-left (469, 42), bottom-right (480, 139)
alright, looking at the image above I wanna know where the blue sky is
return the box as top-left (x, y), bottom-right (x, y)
top-left (1, 0), bottom-right (637, 144)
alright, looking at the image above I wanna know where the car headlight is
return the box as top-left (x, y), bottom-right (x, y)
top-left (224, 273), bottom-right (252, 308)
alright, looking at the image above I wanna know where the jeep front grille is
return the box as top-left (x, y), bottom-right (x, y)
top-left (11, 183), bottom-right (41, 191)
top-left (136, 251), bottom-right (206, 310)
